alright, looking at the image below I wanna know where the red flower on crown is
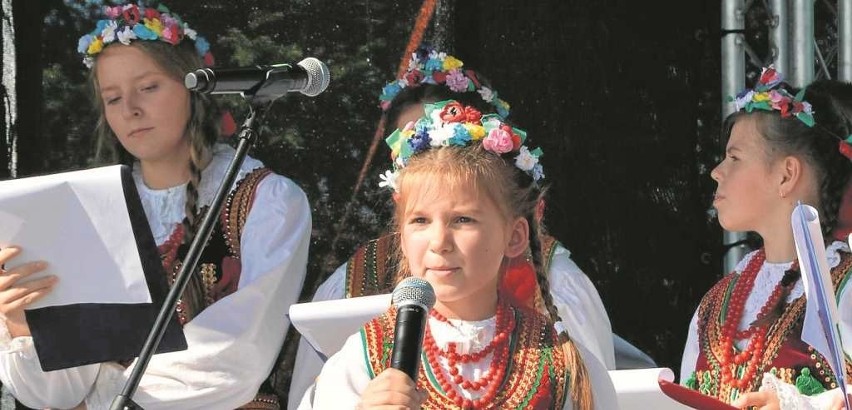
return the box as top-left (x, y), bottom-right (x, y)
top-left (439, 101), bottom-right (466, 123)
top-left (463, 106), bottom-right (482, 123)
top-left (123, 5), bottom-right (141, 25)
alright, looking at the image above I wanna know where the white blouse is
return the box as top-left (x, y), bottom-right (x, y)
top-left (310, 311), bottom-right (618, 410)
top-left (0, 144), bottom-right (311, 410)
top-left (680, 241), bottom-right (852, 409)
top-left (290, 243), bottom-right (615, 409)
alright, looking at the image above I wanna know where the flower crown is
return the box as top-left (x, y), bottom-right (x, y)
top-left (379, 46), bottom-right (511, 118)
top-left (379, 100), bottom-right (544, 191)
top-left (732, 66), bottom-right (852, 160)
top-left (731, 66), bottom-right (814, 127)
top-left (77, 3), bottom-right (212, 69)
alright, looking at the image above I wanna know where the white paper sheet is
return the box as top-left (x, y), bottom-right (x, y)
top-left (0, 165), bottom-right (152, 308)
top-left (289, 293), bottom-right (391, 359)
top-left (608, 368), bottom-right (690, 409)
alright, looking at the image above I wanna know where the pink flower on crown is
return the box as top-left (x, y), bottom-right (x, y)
top-left (161, 25), bottom-right (180, 45)
top-left (105, 6), bottom-right (121, 18)
top-left (445, 69), bottom-right (469, 92)
top-left (482, 127), bottom-right (514, 154)
top-left (768, 90), bottom-right (786, 109)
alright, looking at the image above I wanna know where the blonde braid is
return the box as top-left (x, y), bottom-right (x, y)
top-left (529, 215), bottom-right (594, 410)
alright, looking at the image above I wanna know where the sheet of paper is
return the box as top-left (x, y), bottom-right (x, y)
top-left (0, 165), bottom-right (151, 308)
top-left (289, 293), bottom-right (391, 359)
top-left (609, 368), bottom-right (690, 409)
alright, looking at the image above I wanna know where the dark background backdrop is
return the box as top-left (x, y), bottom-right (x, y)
top-left (6, 0), bottom-right (835, 386)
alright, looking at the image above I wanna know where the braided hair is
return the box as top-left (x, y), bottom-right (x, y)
top-left (392, 144), bottom-right (595, 409)
top-left (90, 40), bottom-right (221, 321)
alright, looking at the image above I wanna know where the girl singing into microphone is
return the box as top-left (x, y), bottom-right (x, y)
top-left (0, 2), bottom-right (310, 408)
top-left (310, 100), bottom-right (616, 409)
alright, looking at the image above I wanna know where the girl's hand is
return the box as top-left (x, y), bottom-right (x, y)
top-left (357, 368), bottom-right (426, 410)
top-left (731, 390), bottom-right (779, 409)
top-left (0, 247), bottom-right (56, 338)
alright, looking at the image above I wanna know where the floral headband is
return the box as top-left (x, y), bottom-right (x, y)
top-left (379, 46), bottom-right (511, 118)
top-left (732, 66), bottom-right (852, 160)
top-left (77, 3), bottom-right (212, 69)
top-left (732, 66), bottom-right (814, 127)
top-left (379, 100), bottom-right (544, 191)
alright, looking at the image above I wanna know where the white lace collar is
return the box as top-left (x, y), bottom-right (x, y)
top-left (132, 143), bottom-right (265, 244)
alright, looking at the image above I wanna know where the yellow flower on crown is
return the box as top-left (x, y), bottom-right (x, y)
top-left (87, 37), bottom-right (104, 55)
top-left (143, 17), bottom-right (164, 36)
top-left (442, 56), bottom-right (463, 71)
top-left (752, 92), bottom-right (770, 102)
top-left (464, 123), bottom-right (486, 140)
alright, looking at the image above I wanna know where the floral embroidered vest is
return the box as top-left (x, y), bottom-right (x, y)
top-left (361, 305), bottom-right (570, 409)
top-left (684, 251), bottom-right (852, 403)
top-left (156, 167), bottom-right (279, 409)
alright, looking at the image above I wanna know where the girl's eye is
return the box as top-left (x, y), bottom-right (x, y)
top-left (141, 83), bottom-right (158, 92)
top-left (410, 217), bottom-right (427, 224)
top-left (105, 96), bottom-right (120, 105)
top-left (456, 216), bottom-right (474, 223)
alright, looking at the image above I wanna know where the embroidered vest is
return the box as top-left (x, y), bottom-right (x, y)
top-left (157, 167), bottom-right (279, 409)
top-left (361, 305), bottom-right (570, 409)
top-left (685, 251), bottom-right (852, 403)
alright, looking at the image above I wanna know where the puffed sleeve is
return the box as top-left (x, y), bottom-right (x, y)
top-left (680, 310), bottom-right (700, 383)
top-left (548, 245), bottom-right (616, 369)
top-left (0, 330), bottom-right (99, 409)
top-left (289, 264), bottom-right (348, 409)
top-left (85, 174), bottom-right (311, 409)
top-left (311, 332), bottom-right (371, 409)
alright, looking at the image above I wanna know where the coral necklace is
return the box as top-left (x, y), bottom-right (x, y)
top-left (424, 299), bottom-right (515, 409)
top-left (718, 249), bottom-right (799, 390)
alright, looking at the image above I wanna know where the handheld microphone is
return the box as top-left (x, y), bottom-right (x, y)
top-left (184, 57), bottom-right (330, 97)
top-left (390, 277), bottom-right (436, 381)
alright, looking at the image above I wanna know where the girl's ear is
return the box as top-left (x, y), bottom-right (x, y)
top-left (778, 155), bottom-right (804, 198)
top-left (505, 217), bottom-right (530, 258)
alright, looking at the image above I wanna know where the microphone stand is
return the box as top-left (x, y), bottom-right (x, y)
top-left (111, 95), bottom-right (273, 409)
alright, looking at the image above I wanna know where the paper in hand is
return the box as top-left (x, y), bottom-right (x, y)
top-left (791, 203), bottom-right (850, 409)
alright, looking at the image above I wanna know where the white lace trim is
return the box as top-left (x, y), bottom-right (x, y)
top-left (0, 318), bottom-right (34, 354)
top-left (732, 241), bottom-right (848, 348)
top-left (133, 144), bottom-right (264, 245)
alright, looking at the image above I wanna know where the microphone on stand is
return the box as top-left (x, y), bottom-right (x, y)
top-left (184, 57), bottom-right (330, 98)
top-left (390, 277), bottom-right (436, 381)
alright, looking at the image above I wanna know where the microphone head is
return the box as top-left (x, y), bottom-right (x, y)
top-left (297, 57), bottom-right (331, 97)
top-left (392, 277), bottom-right (436, 311)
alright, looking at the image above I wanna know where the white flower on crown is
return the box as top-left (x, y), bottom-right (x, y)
top-left (428, 125), bottom-right (454, 147)
top-left (478, 87), bottom-right (495, 103)
top-left (514, 146), bottom-right (539, 172)
top-left (101, 21), bottom-right (118, 44)
top-left (398, 78), bottom-right (410, 88)
top-left (378, 170), bottom-right (399, 191)
top-left (183, 23), bottom-right (198, 41)
top-left (117, 26), bottom-right (137, 45)
top-left (184, 25), bottom-right (197, 40)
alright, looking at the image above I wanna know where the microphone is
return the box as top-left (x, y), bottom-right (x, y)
top-left (390, 277), bottom-right (436, 381)
top-left (184, 57), bottom-right (330, 97)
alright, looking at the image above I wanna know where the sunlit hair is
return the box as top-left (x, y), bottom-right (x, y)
top-left (88, 40), bottom-right (221, 321)
top-left (392, 144), bottom-right (594, 409)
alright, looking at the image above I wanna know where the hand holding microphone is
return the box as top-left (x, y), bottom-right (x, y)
top-left (359, 277), bottom-right (434, 409)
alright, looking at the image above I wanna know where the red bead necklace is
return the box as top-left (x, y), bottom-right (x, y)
top-left (424, 299), bottom-right (515, 408)
top-left (718, 249), bottom-right (799, 390)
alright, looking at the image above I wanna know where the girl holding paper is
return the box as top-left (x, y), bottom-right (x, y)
top-left (680, 68), bottom-right (852, 409)
top-left (0, 2), bottom-right (310, 409)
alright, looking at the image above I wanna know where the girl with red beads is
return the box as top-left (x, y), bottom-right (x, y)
top-left (310, 100), bottom-right (616, 410)
top-left (680, 69), bottom-right (852, 409)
